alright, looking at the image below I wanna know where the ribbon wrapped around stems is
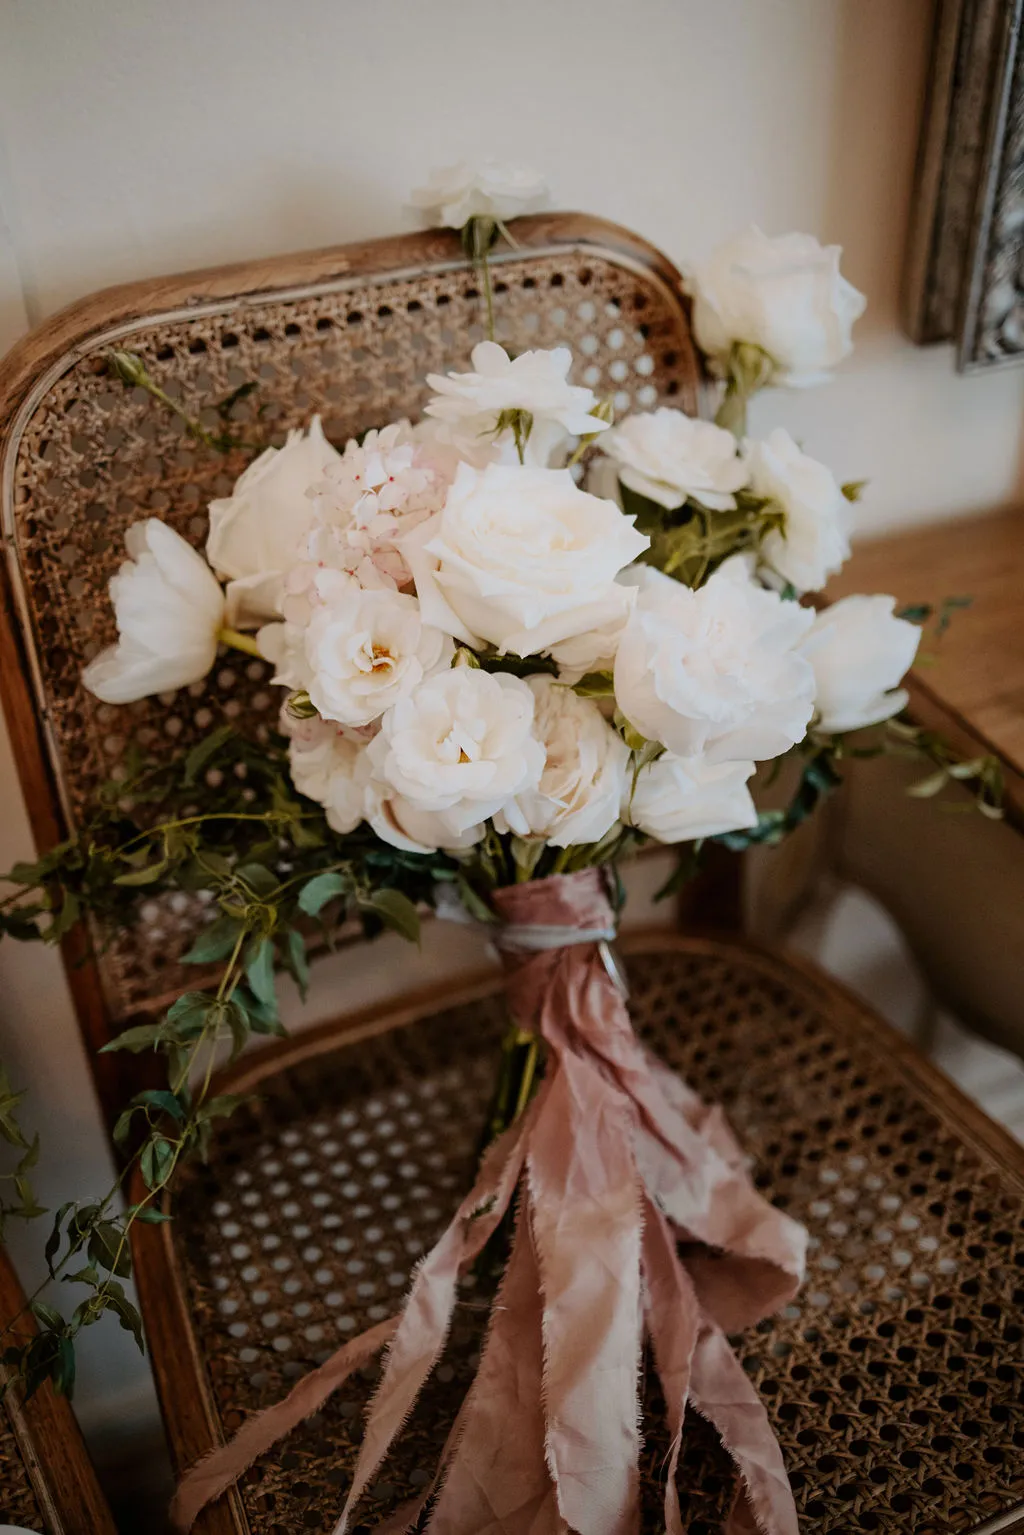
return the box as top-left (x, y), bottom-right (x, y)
top-left (172, 868), bottom-right (806, 1535)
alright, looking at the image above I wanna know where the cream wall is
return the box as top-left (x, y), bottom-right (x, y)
top-left (1, 0), bottom-right (1023, 1486)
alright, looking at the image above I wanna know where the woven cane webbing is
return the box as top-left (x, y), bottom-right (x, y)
top-left (163, 939), bottom-right (1024, 1535)
top-left (0, 1405), bottom-right (46, 1531)
top-left (0, 226), bottom-right (703, 1024)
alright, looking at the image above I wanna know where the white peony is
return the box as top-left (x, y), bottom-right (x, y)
top-left (746, 428), bottom-right (851, 594)
top-left (601, 409), bottom-right (749, 512)
top-left (403, 462), bottom-right (649, 657)
top-left (366, 667), bottom-right (544, 833)
top-left (83, 520), bottom-right (225, 704)
top-left (801, 595), bottom-right (920, 735)
top-left (625, 753), bottom-right (758, 843)
top-left (410, 161), bottom-right (548, 230)
top-left (691, 226), bottom-right (866, 387)
top-left (206, 417), bottom-right (341, 626)
top-left (303, 578), bottom-right (451, 728)
top-left (286, 715), bottom-right (366, 835)
top-left (495, 676), bottom-right (629, 847)
top-left (424, 342), bottom-right (607, 466)
top-left (613, 559), bottom-right (815, 762)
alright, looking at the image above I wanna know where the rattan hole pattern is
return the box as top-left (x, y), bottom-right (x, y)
top-left (7, 247), bottom-right (701, 1024)
top-left (172, 946), bottom-right (1024, 1535)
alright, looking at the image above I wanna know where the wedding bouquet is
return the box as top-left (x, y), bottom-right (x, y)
top-left (3, 163), bottom-right (994, 1534)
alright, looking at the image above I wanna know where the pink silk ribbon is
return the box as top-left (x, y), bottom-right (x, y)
top-left (172, 868), bottom-right (805, 1534)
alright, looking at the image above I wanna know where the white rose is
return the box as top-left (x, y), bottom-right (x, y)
top-left (303, 580), bottom-right (451, 728)
top-left (625, 753), bottom-right (758, 843)
top-left (495, 676), bottom-right (629, 847)
top-left (287, 716), bottom-right (366, 835)
top-left (366, 668), bottom-right (544, 832)
top-left (410, 161), bottom-right (548, 229)
top-left (404, 462), bottom-right (649, 657)
top-left (601, 409), bottom-right (749, 512)
top-left (362, 772), bottom-right (485, 855)
top-left (83, 520), bottom-right (225, 704)
top-left (424, 342), bottom-right (607, 467)
top-left (206, 417), bottom-right (341, 626)
top-left (801, 595), bottom-right (920, 735)
top-left (746, 428), bottom-right (851, 593)
top-left (613, 559), bottom-right (815, 762)
top-left (692, 226), bottom-right (866, 387)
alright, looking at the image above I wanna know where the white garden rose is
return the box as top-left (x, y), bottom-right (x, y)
top-left (303, 579), bottom-right (451, 728)
top-left (691, 226), bottom-right (866, 387)
top-left (410, 161), bottom-right (548, 229)
top-left (206, 417), bottom-right (341, 627)
top-left (601, 409), bottom-right (749, 512)
top-left (801, 595), bottom-right (920, 735)
top-left (746, 428), bottom-right (851, 593)
top-left (83, 520), bottom-right (225, 704)
top-left (403, 462), bottom-right (649, 657)
top-left (361, 772), bottom-right (485, 855)
top-left (625, 753), bottom-right (758, 843)
top-left (286, 715), bottom-right (366, 835)
top-left (613, 559), bottom-right (815, 762)
top-left (495, 676), bottom-right (629, 847)
top-left (366, 668), bottom-right (544, 833)
top-left (424, 342), bottom-right (607, 467)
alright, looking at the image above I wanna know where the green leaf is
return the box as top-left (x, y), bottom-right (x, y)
top-left (895, 603), bottom-right (932, 625)
top-left (183, 724), bottom-right (237, 786)
top-left (133, 1206), bottom-right (172, 1224)
top-left (245, 937), bottom-right (277, 1009)
top-left (114, 858), bottom-right (169, 887)
top-left (841, 479), bottom-right (867, 502)
top-left (99, 1022), bottom-right (164, 1055)
top-left (237, 862), bottom-right (279, 896)
top-left (53, 1335), bottom-right (77, 1397)
top-left (363, 888), bottom-right (420, 944)
top-left (139, 1137), bottom-right (176, 1191)
top-left (286, 929), bottom-right (309, 1000)
top-left (88, 1221), bottom-right (132, 1277)
top-left (131, 1088), bottom-right (186, 1123)
top-left (48, 889), bottom-right (81, 940)
top-left (102, 1282), bottom-right (145, 1351)
top-left (182, 914), bottom-right (244, 965)
top-left (45, 1205), bottom-right (72, 1274)
top-left (297, 870), bottom-right (349, 917)
top-left (166, 990), bottom-right (215, 1037)
top-left (30, 1300), bottom-right (64, 1333)
top-left (571, 671), bottom-right (615, 699)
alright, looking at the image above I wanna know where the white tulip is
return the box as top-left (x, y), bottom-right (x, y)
top-left (83, 520), bottom-right (225, 704)
top-left (366, 668), bottom-right (544, 832)
top-left (286, 716), bottom-right (366, 835)
top-left (424, 342), bottom-right (607, 467)
top-left (403, 462), bottom-right (648, 657)
top-left (410, 161), bottom-right (548, 230)
top-left (601, 409), bottom-right (749, 512)
top-left (802, 595), bottom-right (920, 735)
top-left (303, 579), bottom-right (451, 728)
top-left (692, 226), bottom-right (866, 387)
top-left (613, 559), bottom-right (815, 763)
top-left (625, 753), bottom-right (758, 844)
top-left (495, 676), bottom-right (629, 847)
top-left (746, 428), bottom-right (851, 593)
top-left (206, 417), bottom-right (341, 627)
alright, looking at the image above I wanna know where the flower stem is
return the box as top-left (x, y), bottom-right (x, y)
top-left (218, 627), bottom-right (263, 659)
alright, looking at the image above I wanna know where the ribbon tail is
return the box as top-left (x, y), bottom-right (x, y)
top-left (640, 1199), bottom-right (700, 1535)
top-left (169, 1315), bottom-right (397, 1532)
top-left (527, 1051), bottom-right (643, 1535)
top-left (690, 1325), bottom-right (799, 1535)
top-left (426, 1194), bottom-right (564, 1535)
top-left (332, 1094), bottom-right (540, 1534)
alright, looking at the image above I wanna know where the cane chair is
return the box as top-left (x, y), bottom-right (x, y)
top-left (0, 1247), bottom-right (116, 1534)
top-left (0, 218), bottom-right (1022, 1535)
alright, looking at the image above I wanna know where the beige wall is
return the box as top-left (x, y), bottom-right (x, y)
top-left (1, 0), bottom-right (1022, 1456)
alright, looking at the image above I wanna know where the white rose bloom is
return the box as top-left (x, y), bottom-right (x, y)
top-left (257, 619), bottom-right (312, 693)
top-left (424, 342), bottom-right (607, 467)
top-left (304, 580), bottom-right (451, 728)
top-left (410, 160), bottom-right (548, 229)
top-left (495, 676), bottom-right (629, 847)
top-left (206, 417), bottom-right (341, 627)
top-left (286, 716), bottom-right (366, 835)
top-left (403, 462), bottom-right (649, 657)
top-left (613, 559), bottom-right (815, 762)
top-left (746, 428), bottom-right (851, 594)
top-left (692, 226), bottom-right (866, 387)
top-left (83, 520), bottom-right (225, 704)
top-left (601, 409), bottom-right (749, 512)
top-left (362, 772), bottom-right (485, 856)
top-left (802, 595), bottom-right (920, 735)
top-left (625, 753), bottom-right (758, 844)
top-left (366, 668), bottom-right (544, 832)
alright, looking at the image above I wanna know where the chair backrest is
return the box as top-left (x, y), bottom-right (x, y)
top-left (0, 213), bottom-right (707, 1095)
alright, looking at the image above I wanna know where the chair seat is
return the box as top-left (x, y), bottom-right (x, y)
top-left (133, 936), bottom-right (1024, 1535)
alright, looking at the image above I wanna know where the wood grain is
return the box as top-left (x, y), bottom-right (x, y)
top-left (827, 507), bottom-right (1024, 821)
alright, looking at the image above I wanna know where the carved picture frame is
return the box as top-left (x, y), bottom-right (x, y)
top-left (903, 0), bottom-right (1024, 373)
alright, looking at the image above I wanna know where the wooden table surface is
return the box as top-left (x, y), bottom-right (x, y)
top-left (826, 506), bottom-right (1024, 820)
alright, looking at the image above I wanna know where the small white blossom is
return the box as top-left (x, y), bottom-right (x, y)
top-left (802, 595), bottom-right (920, 735)
top-left (410, 161), bottom-right (548, 230)
top-left (601, 409), bottom-right (749, 512)
top-left (286, 714), bottom-right (367, 835)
